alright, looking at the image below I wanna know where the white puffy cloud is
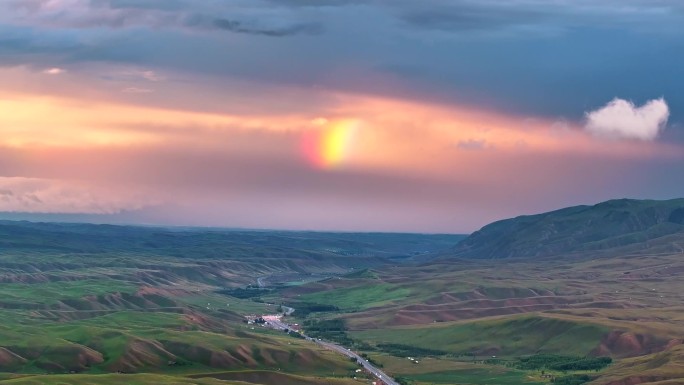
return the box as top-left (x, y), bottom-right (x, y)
top-left (584, 98), bottom-right (669, 141)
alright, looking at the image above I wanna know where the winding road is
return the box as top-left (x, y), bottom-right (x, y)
top-left (261, 314), bottom-right (399, 385)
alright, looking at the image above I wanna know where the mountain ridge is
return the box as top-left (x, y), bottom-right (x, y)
top-left (450, 198), bottom-right (684, 259)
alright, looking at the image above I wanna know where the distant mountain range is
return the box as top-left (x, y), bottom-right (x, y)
top-left (451, 198), bottom-right (684, 259)
top-left (0, 220), bottom-right (460, 262)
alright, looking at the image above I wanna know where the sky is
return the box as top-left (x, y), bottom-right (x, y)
top-left (0, 0), bottom-right (683, 233)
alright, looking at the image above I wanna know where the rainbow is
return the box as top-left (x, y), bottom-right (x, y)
top-left (302, 119), bottom-right (360, 169)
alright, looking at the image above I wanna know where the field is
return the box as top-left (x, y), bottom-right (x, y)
top-left (0, 222), bottom-right (464, 384)
top-left (371, 357), bottom-right (542, 385)
top-left (352, 315), bottom-right (610, 357)
top-left (407, 368), bottom-right (539, 385)
top-left (1, 213), bottom-right (684, 385)
top-left (279, 249), bottom-right (684, 385)
top-left (0, 373), bottom-right (247, 385)
top-left (298, 283), bottom-right (414, 311)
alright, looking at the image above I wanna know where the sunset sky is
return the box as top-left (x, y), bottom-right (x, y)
top-left (1, 0), bottom-right (683, 233)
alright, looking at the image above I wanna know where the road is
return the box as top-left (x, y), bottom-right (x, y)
top-left (317, 340), bottom-right (400, 385)
top-left (260, 314), bottom-right (400, 385)
top-left (261, 315), bottom-right (292, 331)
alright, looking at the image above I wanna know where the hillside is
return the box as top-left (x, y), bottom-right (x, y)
top-left (1, 213), bottom-right (684, 384)
top-left (0, 221), bottom-right (465, 384)
top-left (0, 221), bottom-right (460, 261)
top-left (278, 240), bottom-right (684, 385)
top-left (450, 199), bottom-right (684, 259)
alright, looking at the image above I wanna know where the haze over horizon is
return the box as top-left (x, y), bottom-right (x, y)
top-left (1, 0), bottom-right (684, 233)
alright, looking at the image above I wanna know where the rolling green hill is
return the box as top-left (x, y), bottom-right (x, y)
top-left (0, 221), bottom-right (464, 384)
top-left (272, 200), bottom-right (684, 385)
top-left (2, 201), bottom-right (684, 385)
top-left (450, 199), bottom-right (684, 259)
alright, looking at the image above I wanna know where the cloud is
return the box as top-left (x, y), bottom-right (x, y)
top-left (210, 18), bottom-right (322, 37)
top-left (584, 98), bottom-right (670, 141)
top-left (122, 87), bottom-right (153, 93)
top-left (100, 69), bottom-right (166, 84)
top-left (457, 139), bottom-right (488, 150)
top-left (0, 177), bottom-right (155, 214)
top-left (399, 2), bottom-right (546, 33)
top-left (0, 79), bottom-right (681, 232)
top-left (42, 67), bottom-right (65, 75)
top-left (3, 0), bottom-right (325, 37)
top-left (140, 70), bottom-right (163, 81)
top-left (391, 0), bottom-right (684, 34)
top-left (1, 0), bottom-right (682, 126)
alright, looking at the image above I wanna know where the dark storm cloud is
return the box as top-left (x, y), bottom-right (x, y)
top-left (214, 19), bottom-right (320, 36)
top-left (3, 0), bottom-right (324, 37)
top-left (263, 0), bottom-right (369, 7)
top-left (101, 0), bottom-right (188, 11)
top-left (398, 2), bottom-right (548, 32)
top-left (1, 0), bottom-right (683, 123)
top-left (206, 17), bottom-right (323, 37)
top-left (387, 0), bottom-right (684, 33)
top-left (0, 25), bottom-right (85, 69)
top-left (2, 0), bottom-right (684, 233)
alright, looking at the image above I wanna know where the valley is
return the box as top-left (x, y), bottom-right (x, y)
top-left (0, 222), bottom-right (460, 384)
top-left (1, 199), bottom-right (684, 384)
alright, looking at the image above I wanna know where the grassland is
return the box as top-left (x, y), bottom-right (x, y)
top-left (0, 372), bottom-right (363, 385)
top-left (298, 283), bottom-right (413, 311)
top-left (0, 373), bottom-right (247, 385)
top-left (352, 315), bottom-right (609, 357)
top-left (281, 248), bottom-right (684, 385)
top-left (371, 356), bottom-right (542, 385)
top-left (0, 222), bottom-right (464, 384)
top-left (406, 368), bottom-right (540, 385)
top-left (2, 214), bottom-right (684, 385)
top-left (0, 279), bottom-right (138, 305)
top-left (591, 345), bottom-right (684, 385)
top-left (188, 370), bottom-right (363, 385)
top-left (450, 198), bottom-right (684, 259)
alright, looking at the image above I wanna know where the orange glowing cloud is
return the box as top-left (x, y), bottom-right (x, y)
top-left (0, 64), bottom-right (679, 185)
top-left (291, 94), bottom-right (681, 180)
top-left (0, 91), bottom-right (308, 149)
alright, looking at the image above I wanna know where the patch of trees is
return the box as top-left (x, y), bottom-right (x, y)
top-left (551, 357), bottom-right (611, 371)
top-left (484, 358), bottom-right (502, 365)
top-left (354, 341), bottom-right (376, 351)
top-left (360, 353), bottom-right (383, 368)
top-left (166, 358), bottom-right (193, 367)
top-left (291, 302), bottom-right (339, 317)
top-left (303, 319), bottom-right (353, 345)
top-left (376, 343), bottom-right (447, 357)
top-left (287, 330), bottom-right (305, 339)
top-left (515, 354), bottom-right (612, 371)
top-left (215, 287), bottom-right (271, 299)
top-left (552, 374), bottom-right (592, 385)
top-left (303, 319), bottom-right (346, 332)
